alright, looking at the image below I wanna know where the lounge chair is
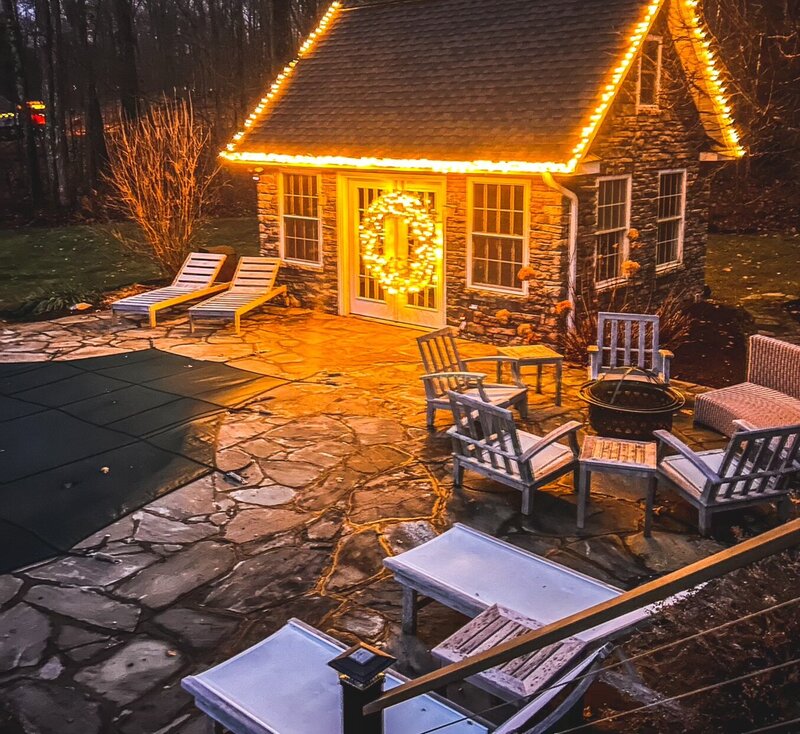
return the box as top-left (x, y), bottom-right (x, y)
top-left (589, 312), bottom-right (673, 383)
top-left (112, 252), bottom-right (228, 328)
top-left (383, 523), bottom-right (649, 637)
top-left (182, 618), bottom-right (489, 734)
top-left (694, 335), bottom-right (800, 436)
top-left (654, 420), bottom-right (800, 535)
top-left (418, 327), bottom-right (528, 429)
top-left (188, 257), bottom-right (287, 335)
top-left (448, 391), bottom-right (582, 516)
top-left (182, 616), bottom-right (609, 734)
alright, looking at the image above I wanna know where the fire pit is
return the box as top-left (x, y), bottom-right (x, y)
top-left (579, 368), bottom-right (685, 440)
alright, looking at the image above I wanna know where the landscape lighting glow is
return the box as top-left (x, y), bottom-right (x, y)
top-left (222, 0), bottom-right (744, 174)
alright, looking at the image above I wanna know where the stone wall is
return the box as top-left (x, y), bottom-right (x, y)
top-left (568, 11), bottom-right (713, 322)
top-left (256, 170), bottom-right (340, 313)
top-left (444, 174), bottom-right (570, 347)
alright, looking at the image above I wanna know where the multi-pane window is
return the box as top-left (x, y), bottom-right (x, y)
top-left (595, 177), bottom-right (630, 283)
top-left (470, 182), bottom-right (526, 292)
top-left (656, 171), bottom-right (686, 268)
top-left (282, 173), bottom-right (321, 264)
top-left (638, 37), bottom-right (662, 107)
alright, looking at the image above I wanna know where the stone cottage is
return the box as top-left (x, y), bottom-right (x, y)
top-left (222, 0), bottom-right (744, 344)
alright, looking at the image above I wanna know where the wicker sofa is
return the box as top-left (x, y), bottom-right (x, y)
top-left (694, 335), bottom-right (800, 436)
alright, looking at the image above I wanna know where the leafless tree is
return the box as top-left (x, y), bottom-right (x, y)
top-left (104, 98), bottom-right (218, 275)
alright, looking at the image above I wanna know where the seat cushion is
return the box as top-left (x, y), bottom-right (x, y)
top-left (518, 431), bottom-right (573, 478)
top-left (463, 385), bottom-right (527, 407)
top-left (694, 382), bottom-right (800, 437)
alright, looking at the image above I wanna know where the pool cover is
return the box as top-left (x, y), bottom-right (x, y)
top-left (0, 349), bottom-right (280, 573)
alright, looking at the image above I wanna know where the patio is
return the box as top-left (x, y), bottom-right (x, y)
top-left (0, 307), bottom-right (770, 733)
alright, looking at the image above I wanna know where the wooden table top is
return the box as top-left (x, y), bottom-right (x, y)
top-left (497, 344), bottom-right (564, 361)
top-left (580, 435), bottom-right (657, 470)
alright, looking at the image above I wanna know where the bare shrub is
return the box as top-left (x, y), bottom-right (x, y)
top-left (104, 98), bottom-right (218, 276)
top-left (610, 549), bottom-right (800, 733)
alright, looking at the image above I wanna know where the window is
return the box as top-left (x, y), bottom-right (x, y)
top-left (656, 171), bottom-right (686, 268)
top-left (595, 176), bottom-right (631, 284)
top-left (281, 173), bottom-right (321, 264)
top-left (469, 181), bottom-right (527, 292)
top-left (638, 37), bottom-right (662, 108)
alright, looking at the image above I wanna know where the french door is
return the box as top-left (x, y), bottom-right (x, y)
top-left (346, 176), bottom-right (445, 328)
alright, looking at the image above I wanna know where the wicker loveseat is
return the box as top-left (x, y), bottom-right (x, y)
top-left (694, 335), bottom-right (800, 436)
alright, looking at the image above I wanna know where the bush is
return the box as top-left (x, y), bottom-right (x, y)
top-left (608, 549), bottom-right (800, 733)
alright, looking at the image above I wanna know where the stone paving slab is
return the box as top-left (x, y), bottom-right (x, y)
top-left (0, 307), bottom-right (785, 733)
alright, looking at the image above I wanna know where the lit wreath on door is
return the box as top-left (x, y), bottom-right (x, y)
top-left (359, 191), bottom-right (442, 295)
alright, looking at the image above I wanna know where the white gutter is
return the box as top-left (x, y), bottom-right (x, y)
top-left (541, 172), bottom-right (578, 332)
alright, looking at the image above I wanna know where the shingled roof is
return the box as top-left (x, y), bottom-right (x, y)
top-left (224, 0), bottom-right (744, 169)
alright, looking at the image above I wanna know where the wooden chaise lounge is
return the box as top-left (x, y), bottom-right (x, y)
top-left (188, 256), bottom-right (286, 335)
top-left (112, 252), bottom-right (228, 328)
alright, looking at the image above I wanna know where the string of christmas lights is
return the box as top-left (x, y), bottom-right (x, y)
top-left (359, 191), bottom-right (442, 295)
top-left (221, 0), bottom-right (744, 174)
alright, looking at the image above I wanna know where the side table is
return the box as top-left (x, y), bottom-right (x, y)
top-left (496, 344), bottom-right (564, 406)
top-left (578, 435), bottom-right (658, 536)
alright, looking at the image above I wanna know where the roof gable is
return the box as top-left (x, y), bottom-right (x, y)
top-left (223, 0), bottom-right (744, 174)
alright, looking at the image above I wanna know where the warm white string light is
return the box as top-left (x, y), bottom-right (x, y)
top-left (222, 0), bottom-right (744, 174)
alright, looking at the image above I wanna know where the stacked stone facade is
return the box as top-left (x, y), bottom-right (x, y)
top-left (253, 14), bottom-right (718, 348)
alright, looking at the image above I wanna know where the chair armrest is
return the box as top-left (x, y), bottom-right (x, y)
top-left (520, 420), bottom-right (583, 462)
top-left (653, 430), bottom-right (720, 483)
top-left (420, 371), bottom-right (485, 383)
top-left (732, 418), bottom-right (759, 433)
top-left (587, 345), bottom-right (599, 353)
top-left (659, 349), bottom-right (674, 360)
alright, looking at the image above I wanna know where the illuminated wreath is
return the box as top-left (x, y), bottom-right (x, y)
top-left (359, 191), bottom-right (442, 294)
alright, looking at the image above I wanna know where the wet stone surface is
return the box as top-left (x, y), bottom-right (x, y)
top-left (0, 308), bottom-right (773, 733)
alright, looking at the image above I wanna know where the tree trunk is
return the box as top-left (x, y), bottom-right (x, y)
top-left (2, 0), bottom-right (44, 210)
top-left (113, 0), bottom-right (139, 118)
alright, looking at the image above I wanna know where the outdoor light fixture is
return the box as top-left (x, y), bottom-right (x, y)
top-left (328, 643), bottom-right (396, 734)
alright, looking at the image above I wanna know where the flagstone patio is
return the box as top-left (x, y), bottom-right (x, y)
top-left (0, 307), bottom-right (783, 733)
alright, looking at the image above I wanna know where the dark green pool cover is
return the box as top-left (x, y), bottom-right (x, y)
top-left (0, 349), bottom-right (279, 573)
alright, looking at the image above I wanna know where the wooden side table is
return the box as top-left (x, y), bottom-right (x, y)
top-left (578, 435), bottom-right (658, 536)
top-left (496, 344), bottom-right (564, 406)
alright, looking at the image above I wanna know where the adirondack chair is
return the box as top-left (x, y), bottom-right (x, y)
top-left (188, 257), bottom-right (287, 335)
top-left (654, 421), bottom-right (800, 535)
top-left (447, 391), bottom-right (581, 515)
top-left (112, 252), bottom-right (228, 327)
top-left (589, 312), bottom-right (673, 383)
top-left (418, 327), bottom-right (528, 428)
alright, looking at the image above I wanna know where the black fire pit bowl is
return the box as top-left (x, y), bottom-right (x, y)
top-left (579, 368), bottom-right (685, 441)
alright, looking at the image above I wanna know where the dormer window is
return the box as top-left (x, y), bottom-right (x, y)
top-left (638, 37), bottom-right (662, 108)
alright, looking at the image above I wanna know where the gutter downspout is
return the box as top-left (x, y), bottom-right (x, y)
top-left (541, 172), bottom-right (578, 333)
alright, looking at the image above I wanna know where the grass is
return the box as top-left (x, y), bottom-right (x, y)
top-left (0, 217), bottom-right (259, 315)
top-left (706, 233), bottom-right (800, 304)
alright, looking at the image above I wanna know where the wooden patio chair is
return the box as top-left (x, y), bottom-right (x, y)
top-left (589, 312), bottom-right (673, 383)
top-left (111, 252), bottom-right (228, 328)
top-left (188, 257), bottom-right (287, 335)
top-left (654, 420), bottom-right (800, 535)
top-left (447, 391), bottom-right (581, 515)
top-left (418, 327), bottom-right (528, 428)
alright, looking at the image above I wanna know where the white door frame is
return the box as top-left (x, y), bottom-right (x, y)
top-left (337, 172), bottom-right (446, 328)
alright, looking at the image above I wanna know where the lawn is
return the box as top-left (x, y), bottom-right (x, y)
top-left (0, 217), bottom-right (259, 315)
top-left (706, 233), bottom-right (800, 304)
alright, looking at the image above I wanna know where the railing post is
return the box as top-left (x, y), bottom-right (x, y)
top-left (328, 643), bottom-right (397, 734)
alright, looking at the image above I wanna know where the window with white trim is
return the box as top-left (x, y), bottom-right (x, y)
top-left (656, 170), bottom-right (686, 268)
top-left (281, 173), bottom-right (321, 264)
top-left (595, 176), bottom-right (630, 284)
top-left (469, 182), bottom-right (526, 292)
top-left (638, 37), bottom-right (662, 108)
